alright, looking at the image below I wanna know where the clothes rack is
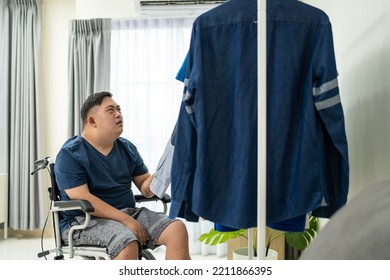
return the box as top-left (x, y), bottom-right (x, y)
top-left (171, 0), bottom-right (348, 260)
top-left (255, 0), bottom-right (267, 260)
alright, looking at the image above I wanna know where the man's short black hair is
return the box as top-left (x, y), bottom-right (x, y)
top-left (80, 91), bottom-right (113, 126)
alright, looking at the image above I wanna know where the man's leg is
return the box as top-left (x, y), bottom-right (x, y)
top-left (65, 215), bottom-right (139, 260)
top-left (113, 241), bottom-right (139, 260)
top-left (156, 220), bottom-right (191, 260)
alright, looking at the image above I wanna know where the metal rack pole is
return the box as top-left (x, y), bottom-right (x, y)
top-left (257, 0), bottom-right (267, 260)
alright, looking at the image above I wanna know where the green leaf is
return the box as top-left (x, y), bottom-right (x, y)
top-left (198, 233), bottom-right (209, 242)
top-left (205, 234), bottom-right (215, 245)
top-left (219, 234), bottom-right (232, 244)
top-left (286, 232), bottom-right (308, 250)
top-left (309, 215), bottom-right (319, 231)
top-left (197, 228), bottom-right (247, 246)
top-left (285, 216), bottom-right (319, 250)
top-left (210, 235), bottom-right (222, 246)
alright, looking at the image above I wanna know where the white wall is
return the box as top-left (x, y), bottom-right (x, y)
top-left (42, 0), bottom-right (390, 202)
top-left (75, 0), bottom-right (136, 19)
top-left (304, 0), bottom-right (390, 198)
top-left (42, 0), bottom-right (75, 163)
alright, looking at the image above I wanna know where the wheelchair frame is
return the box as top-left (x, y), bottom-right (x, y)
top-left (31, 157), bottom-right (171, 260)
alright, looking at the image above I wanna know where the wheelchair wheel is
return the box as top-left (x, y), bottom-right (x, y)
top-left (140, 249), bottom-right (156, 260)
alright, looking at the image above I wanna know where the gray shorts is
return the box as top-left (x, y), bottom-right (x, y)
top-left (62, 207), bottom-right (175, 259)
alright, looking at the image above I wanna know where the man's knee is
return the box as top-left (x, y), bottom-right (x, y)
top-left (162, 220), bottom-right (189, 243)
top-left (113, 240), bottom-right (139, 260)
top-left (160, 220), bottom-right (191, 259)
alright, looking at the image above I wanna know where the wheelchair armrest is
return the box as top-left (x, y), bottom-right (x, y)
top-left (134, 193), bottom-right (171, 204)
top-left (48, 199), bottom-right (95, 259)
top-left (53, 200), bottom-right (94, 213)
top-left (134, 194), bottom-right (171, 214)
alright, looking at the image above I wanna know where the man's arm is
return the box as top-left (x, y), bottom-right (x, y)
top-left (133, 173), bottom-right (155, 198)
top-left (65, 184), bottom-right (149, 245)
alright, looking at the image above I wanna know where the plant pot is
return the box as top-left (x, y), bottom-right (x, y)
top-left (232, 247), bottom-right (278, 260)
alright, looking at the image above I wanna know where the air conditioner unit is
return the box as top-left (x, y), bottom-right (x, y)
top-left (135, 0), bottom-right (228, 15)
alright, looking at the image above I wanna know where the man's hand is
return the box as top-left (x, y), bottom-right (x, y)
top-left (124, 217), bottom-right (149, 245)
top-left (139, 174), bottom-right (155, 198)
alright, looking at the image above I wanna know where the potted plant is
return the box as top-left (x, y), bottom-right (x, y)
top-left (198, 215), bottom-right (319, 259)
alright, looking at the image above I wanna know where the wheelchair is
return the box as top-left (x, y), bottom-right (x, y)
top-left (31, 157), bottom-right (171, 260)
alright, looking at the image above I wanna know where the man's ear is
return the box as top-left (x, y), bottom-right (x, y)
top-left (88, 115), bottom-right (97, 127)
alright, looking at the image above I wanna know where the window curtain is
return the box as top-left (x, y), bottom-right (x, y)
top-left (68, 18), bottom-right (111, 137)
top-left (110, 17), bottom-right (227, 257)
top-left (0, 0), bottom-right (46, 230)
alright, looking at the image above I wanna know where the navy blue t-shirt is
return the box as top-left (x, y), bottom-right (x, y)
top-left (54, 135), bottom-right (149, 233)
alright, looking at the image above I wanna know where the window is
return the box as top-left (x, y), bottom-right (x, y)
top-left (110, 17), bottom-right (194, 194)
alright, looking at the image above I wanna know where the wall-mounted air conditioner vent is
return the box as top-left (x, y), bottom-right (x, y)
top-left (136, 0), bottom-right (228, 14)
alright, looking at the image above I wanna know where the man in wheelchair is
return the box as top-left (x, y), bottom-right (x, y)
top-left (54, 91), bottom-right (191, 260)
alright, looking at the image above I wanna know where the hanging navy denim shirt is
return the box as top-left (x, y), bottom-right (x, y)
top-left (170, 0), bottom-right (349, 230)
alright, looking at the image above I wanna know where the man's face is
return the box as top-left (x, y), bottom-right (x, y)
top-left (92, 96), bottom-right (123, 137)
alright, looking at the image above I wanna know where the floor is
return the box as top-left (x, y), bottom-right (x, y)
top-left (0, 234), bottom-right (227, 260)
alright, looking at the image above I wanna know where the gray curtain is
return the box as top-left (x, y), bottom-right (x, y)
top-left (68, 18), bottom-right (111, 136)
top-left (0, 0), bottom-right (46, 230)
